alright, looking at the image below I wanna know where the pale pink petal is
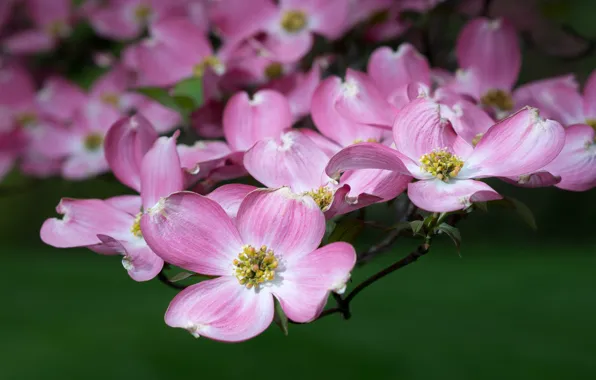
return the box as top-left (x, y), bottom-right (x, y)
top-left (334, 69), bottom-right (397, 129)
top-left (105, 115), bottom-right (158, 192)
top-left (298, 128), bottom-right (342, 157)
top-left (3, 29), bottom-right (56, 54)
top-left (513, 74), bottom-right (579, 112)
top-left (456, 17), bottom-right (520, 91)
top-left (150, 17), bottom-right (213, 60)
top-left (408, 179), bottom-right (502, 212)
top-left (141, 191), bottom-right (243, 275)
top-left (542, 124), bottom-right (596, 191)
top-left (235, 188), bottom-right (325, 259)
top-left (26, 0), bottom-right (70, 27)
top-left (244, 130), bottom-right (330, 193)
top-left (324, 184), bottom-right (382, 219)
top-left (297, 0), bottom-right (350, 39)
top-left (140, 133), bottom-right (184, 210)
top-left (0, 63), bottom-right (36, 109)
top-left (96, 235), bottom-right (164, 282)
top-left (440, 99), bottom-right (495, 145)
top-left (340, 168), bottom-right (412, 202)
top-left (177, 141), bottom-right (232, 177)
top-left (392, 97), bottom-right (458, 161)
top-left (367, 44), bottom-right (431, 98)
top-left (29, 121), bottom-right (79, 159)
top-left (206, 184), bottom-right (257, 219)
top-left (263, 65), bottom-right (321, 121)
top-left (90, 7), bottom-right (141, 40)
top-left (500, 172), bottom-right (561, 188)
top-left (325, 142), bottom-right (410, 179)
top-left (583, 71), bottom-right (596, 120)
top-left (62, 151), bottom-right (109, 180)
top-left (273, 241), bottom-right (356, 322)
top-left (165, 276), bottom-right (274, 342)
top-left (311, 76), bottom-right (385, 146)
top-left (37, 77), bottom-right (87, 122)
top-left (260, 32), bottom-right (314, 63)
top-left (463, 108), bottom-right (566, 178)
top-left (89, 64), bottom-right (131, 101)
top-left (131, 96), bottom-right (181, 133)
top-left (105, 195), bottom-right (142, 215)
top-left (40, 198), bottom-right (133, 248)
top-left (223, 89), bottom-right (292, 152)
top-left (513, 81), bottom-right (584, 126)
top-left (209, 0), bottom-right (278, 43)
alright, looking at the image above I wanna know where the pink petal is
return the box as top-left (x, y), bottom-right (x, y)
top-left (0, 63), bottom-right (36, 109)
top-left (513, 80), bottom-right (584, 126)
top-left (26, 0), bottom-right (71, 28)
top-left (90, 7), bottom-right (142, 40)
top-left (440, 99), bottom-right (495, 145)
top-left (235, 188), bottom-right (325, 260)
top-left (334, 69), bottom-right (397, 129)
top-left (464, 108), bottom-right (566, 178)
top-left (500, 171), bottom-right (561, 188)
top-left (209, 0), bottom-right (278, 43)
top-left (62, 151), bottom-right (109, 180)
top-left (141, 191), bottom-right (243, 275)
top-left (298, 128), bottom-right (342, 157)
top-left (295, 0), bottom-right (350, 39)
top-left (408, 179), bottom-right (502, 212)
top-left (244, 130), bottom-right (330, 193)
top-left (584, 71), bottom-right (596, 119)
top-left (140, 133), bottom-right (184, 210)
top-left (192, 100), bottom-right (225, 138)
top-left (40, 198), bottom-right (134, 248)
top-left (96, 235), bottom-right (164, 282)
top-left (206, 184), bottom-right (258, 219)
top-left (89, 64), bottom-right (131, 101)
top-left (29, 121), bottom-right (78, 159)
top-left (105, 195), bottom-right (142, 216)
top-left (324, 184), bottom-right (382, 219)
top-left (131, 96), bottom-right (181, 133)
top-left (37, 77), bottom-right (87, 122)
top-left (367, 44), bottom-right (431, 98)
top-left (222, 89), bottom-right (292, 152)
top-left (165, 276), bottom-right (274, 342)
top-left (311, 75), bottom-right (386, 146)
top-left (273, 241), bottom-right (356, 322)
top-left (3, 29), bottom-right (55, 54)
top-left (105, 115), bottom-right (158, 192)
top-left (456, 17), bottom-right (520, 91)
top-left (542, 124), bottom-right (596, 191)
top-left (392, 97), bottom-right (458, 161)
top-left (340, 168), bottom-right (412, 202)
top-left (325, 142), bottom-right (410, 179)
top-left (177, 141), bottom-right (232, 176)
top-left (260, 32), bottom-right (314, 63)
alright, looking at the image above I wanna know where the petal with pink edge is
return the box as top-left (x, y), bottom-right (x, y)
top-left (340, 168), bottom-right (412, 202)
top-left (37, 77), bottom-right (87, 122)
top-left (367, 44), bottom-right (431, 98)
top-left (105, 115), bottom-right (158, 192)
top-left (324, 184), bottom-right (382, 219)
top-left (463, 108), bottom-right (566, 178)
top-left (40, 198), bottom-right (133, 248)
top-left (165, 276), bottom-right (274, 342)
top-left (141, 191), bottom-right (243, 276)
top-left (295, 0), bottom-right (350, 39)
top-left (244, 130), bottom-right (330, 193)
top-left (140, 133), bottom-right (184, 210)
top-left (206, 184), bottom-right (257, 219)
top-left (408, 179), bottom-right (502, 212)
top-left (236, 188), bottom-right (325, 260)
top-left (273, 241), bottom-right (356, 323)
top-left (96, 235), bottom-right (164, 282)
top-left (105, 195), bottom-right (142, 216)
top-left (326, 142), bottom-right (411, 179)
top-left (223, 89), bottom-right (292, 152)
top-left (260, 32), bottom-right (314, 64)
top-left (500, 171), bottom-right (561, 188)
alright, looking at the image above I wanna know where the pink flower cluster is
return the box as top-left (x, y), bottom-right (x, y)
top-left (0, 0), bottom-right (585, 341)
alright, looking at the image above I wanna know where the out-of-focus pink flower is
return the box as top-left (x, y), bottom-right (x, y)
top-left (3, 0), bottom-right (73, 54)
top-left (208, 0), bottom-right (276, 43)
top-left (141, 187), bottom-right (356, 341)
top-left (0, 128), bottom-right (27, 181)
top-left (88, 0), bottom-right (188, 40)
top-left (326, 98), bottom-right (566, 212)
top-left (0, 63), bottom-right (38, 132)
top-left (244, 130), bottom-right (410, 217)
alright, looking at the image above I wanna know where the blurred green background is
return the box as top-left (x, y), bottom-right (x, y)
top-left (2, 1), bottom-right (596, 379)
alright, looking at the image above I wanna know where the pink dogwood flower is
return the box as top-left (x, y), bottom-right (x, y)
top-left (141, 187), bottom-right (356, 341)
top-left (326, 97), bottom-right (566, 212)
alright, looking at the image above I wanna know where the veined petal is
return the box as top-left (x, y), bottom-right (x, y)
top-left (235, 188), bottom-right (325, 260)
top-left (141, 191), bottom-right (243, 276)
top-left (40, 198), bottom-right (133, 248)
top-left (105, 115), bottom-right (158, 192)
top-left (105, 195), bottom-right (142, 216)
top-left (367, 44), bottom-right (431, 98)
top-left (165, 276), bottom-right (274, 342)
top-left (223, 89), bottom-right (292, 152)
top-left (298, 128), bottom-right (342, 157)
top-left (244, 130), bottom-right (330, 193)
top-left (324, 184), bottom-right (382, 219)
top-left (340, 168), bottom-right (412, 202)
top-left (407, 179), bottom-right (502, 212)
top-left (96, 236), bottom-right (164, 282)
top-left (206, 184), bottom-right (258, 219)
top-left (273, 241), bottom-right (356, 323)
top-left (325, 142), bottom-right (411, 179)
top-left (463, 108), bottom-right (566, 178)
top-left (500, 172), bottom-right (561, 188)
top-left (439, 98), bottom-right (494, 146)
top-left (140, 133), bottom-right (184, 210)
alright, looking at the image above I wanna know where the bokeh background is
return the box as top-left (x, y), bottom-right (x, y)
top-left (2, 0), bottom-right (596, 379)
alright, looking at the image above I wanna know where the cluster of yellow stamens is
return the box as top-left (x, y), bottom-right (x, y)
top-left (305, 186), bottom-right (334, 210)
top-left (130, 213), bottom-right (143, 238)
top-left (480, 89), bottom-right (514, 111)
top-left (419, 149), bottom-right (464, 182)
top-left (264, 62), bottom-right (284, 79)
top-left (471, 133), bottom-right (484, 147)
top-left (233, 245), bottom-right (278, 289)
top-left (84, 133), bottom-right (104, 151)
top-left (353, 138), bottom-right (379, 144)
top-left (280, 10), bottom-right (307, 33)
top-left (586, 119), bottom-right (596, 131)
top-left (134, 4), bottom-right (152, 22)
top-left (100, 92), bottom-right (120, 107)
top-left (193, 56), bottom-right (223, 78)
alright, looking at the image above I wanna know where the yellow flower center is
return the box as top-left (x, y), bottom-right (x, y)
top-left (233, 245), bottom-right (278, 289)
top-left (130, 212), bottom-right (143, 238)
top-left (193, 56), bottom-right (224, 78)
top-left (419, 149), bottom-right (464, 182)
top-left (471, 133), bottom-right (484, 147)
top-left (305, 186), bottom-right (334, 210)
top-left (353, 138), bottom-right (379, 144)
top-left (16, 112), bottom-right (38, 127)
top-left (264, 62), bottom-right (284, 80)
top-left (480, 89), bottom-right (514, 111)
top-left (84, 133), bottom-right (104, 151)
top-left (280, 10), bottom-right (307, 33)
top-left (100, 92), bottom-right (120, 107)
top-left (586, 119), bottom-right (596, 131)
top-left (134, 4), bottom-right (152, 22)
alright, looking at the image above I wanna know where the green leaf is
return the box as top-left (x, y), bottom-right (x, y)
top-left (135, 87), bottom-right (180, 111)
top-left (409, 220), bottom-right (424, 236)
top-left (169, 271), bottom-right (195, 283)
top-left (273, 298), bottom-right (289, 336)
top-left (172, 77), bottom-right (204, 109)
top-left (493, 196), bottom-right (538, 231)
top-left (172, 95), bottom-right (196, 115)
top-left (323, 220), bottom-right (337, 243)
top-left (436, 223), bottom-right (462, 252)
top-left (327, 218), bottom-right (364, 244)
